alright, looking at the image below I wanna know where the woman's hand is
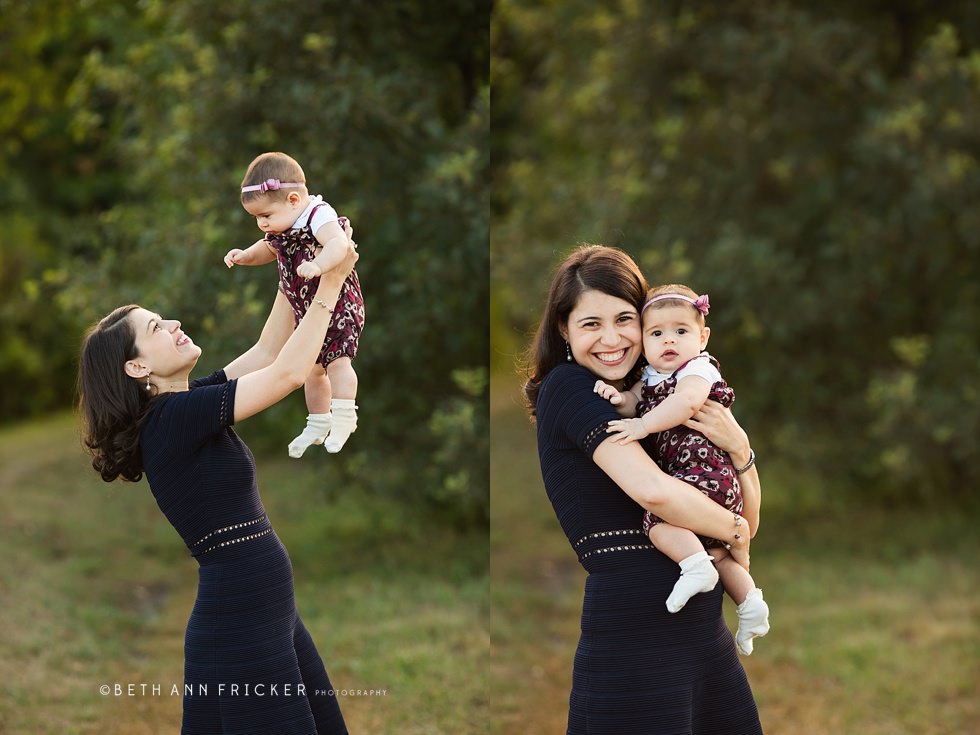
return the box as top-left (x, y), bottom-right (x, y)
top-left (683, 400), bottom-right (751, 467)
top-left (728, 532), bottom-right (751, 571)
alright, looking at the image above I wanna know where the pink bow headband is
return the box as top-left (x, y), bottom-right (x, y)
top-left (642, 293), bottom-right (710, 316)
top-left (241, 178), bottom-right (304, 194)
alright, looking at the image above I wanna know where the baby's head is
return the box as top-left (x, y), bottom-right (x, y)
top-left (240, 152), bottom-right (310, 234)
top-left (641, 284), bottom-right (711, 373)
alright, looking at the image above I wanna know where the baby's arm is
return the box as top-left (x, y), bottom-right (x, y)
top-left (224, 238), bottom-right (277, 268)
top-left (296, 220), bottom-right (352, 279)
top-left (594, 380), bottom-right (643, 417)
top-left (607, 375), bottom-right (711, 444)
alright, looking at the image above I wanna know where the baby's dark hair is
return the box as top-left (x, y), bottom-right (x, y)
top-left (643, 283), bottom-right (706, 327)
top-left (240, 152), bottom-right (308, 204)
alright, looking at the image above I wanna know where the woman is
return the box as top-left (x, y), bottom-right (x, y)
top-left (78, 232), bottom-right (358, 734)
top-left (524, 245), bottom-right (763, 734)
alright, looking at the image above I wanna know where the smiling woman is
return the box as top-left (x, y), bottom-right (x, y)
top-left (76, 239), bottom-right (359, 734)
top-left (521, 244), bottom-right (762, 734)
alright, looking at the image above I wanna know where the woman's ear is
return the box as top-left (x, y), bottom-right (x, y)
top-left (558, 324), bottom-right (569, 341)
top-left (123, 360), bottom-right (149, 380)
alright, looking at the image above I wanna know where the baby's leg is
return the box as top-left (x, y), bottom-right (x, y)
top-left (649, 523), bottom-right (719, 614)
top-left (287, 366), bottom-right (333, 458)
top-left (305, 365), bottom-right (332, 413)
top-left (324, 357), bottom-right (358, 453)
top-left (712, 549), bottom-right (770, 656)
top-left (325, 356), bottom-right (357, 400)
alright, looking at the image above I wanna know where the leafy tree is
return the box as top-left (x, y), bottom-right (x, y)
top-left (492, 0), bottom-right (980, 501)
top-left (1, 1), bottom-right (490, 525)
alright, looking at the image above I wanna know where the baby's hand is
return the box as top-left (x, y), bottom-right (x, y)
top-left (594, 380), bottom-right (624, 406)
top-left (606, 418), bottom-right (649, 445)
top-left (224, 248), bottom-right (245, 268)
top-left (296, 261), bottom-right (323, 279)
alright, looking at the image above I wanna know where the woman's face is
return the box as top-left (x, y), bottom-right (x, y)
top-left (127, 307), bottom-right (201, 382)
top-left (562, 289), bottom-right (642, 386)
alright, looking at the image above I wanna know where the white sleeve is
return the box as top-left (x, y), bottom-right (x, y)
top-left (309, 201), bottom-right (340, 235)
top-left (675, 355), bottom-right (722, 386)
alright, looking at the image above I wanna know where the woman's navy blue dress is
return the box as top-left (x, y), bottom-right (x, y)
top-left (536, 364), bottom-right (763, 735)
top-left (141, 370), bottom-right (347, 735)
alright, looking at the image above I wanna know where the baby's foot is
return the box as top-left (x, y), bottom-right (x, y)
top-left (735, 588), bottom-right (770, 655)
top-left (666, 551), bottom-right (719, 613)
top-left (324, 400), bottom-right (357, 454)
top-left (287, 413), bottom-right (332, 458)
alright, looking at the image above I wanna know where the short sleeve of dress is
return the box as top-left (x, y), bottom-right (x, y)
top-left (189, 369), bottom-right (228, 389)
top-left (537, 364), bottom-right (624, 457)
top-left (147, 379), bottom-right (239, 458)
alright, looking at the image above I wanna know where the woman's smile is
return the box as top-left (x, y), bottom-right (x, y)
top-left (594, 348), bottom-right (628, 365)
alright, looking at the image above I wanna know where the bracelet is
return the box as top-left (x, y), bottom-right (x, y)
top-left (723, 513), bottom-right (744, 550)
top-left (312, 298), bottom-right (333, 311)
top-left (734, 448), bottom-right (755, 475)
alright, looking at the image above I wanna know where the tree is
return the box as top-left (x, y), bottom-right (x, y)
top-left (492, 0), bottom-right (980, 500)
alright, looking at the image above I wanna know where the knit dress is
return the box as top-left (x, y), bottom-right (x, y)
top-left (141, 370), bottom-right (348, 734)
top-left (535, 363), bottom-right (762, 735)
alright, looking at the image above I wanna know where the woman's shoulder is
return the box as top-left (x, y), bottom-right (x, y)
top-left (539, 362), bottom-right (596, 398)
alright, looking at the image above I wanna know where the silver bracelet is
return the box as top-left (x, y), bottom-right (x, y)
top-left (734, 448), bottom-right (756, 475)
top-left (723, 513), bottom-right (744, 550)
top-left (312, 298), bottom-right (333, 311)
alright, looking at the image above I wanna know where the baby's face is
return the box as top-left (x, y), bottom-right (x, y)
top-left (243, 194), bottom-right (302, 235)
top-left (642, 305), bottom-right (708, 373)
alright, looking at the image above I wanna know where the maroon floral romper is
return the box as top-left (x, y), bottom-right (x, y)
top-left (640, 353), bottom-right (741, 548)
top-left (265, 204), bottom-right (365, 367)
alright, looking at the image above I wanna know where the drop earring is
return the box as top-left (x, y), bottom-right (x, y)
top-left (145, 372), bottom-right (152, 391)
top-left (565, 342), bottom-right (572, 362)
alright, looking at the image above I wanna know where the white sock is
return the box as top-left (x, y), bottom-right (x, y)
top-left (287, 413), bottom-right (332, 458)
top-left (735, 588), bottom-right (770, 656)
top-left (324, 399), bottom-right (358, 453)
top-left (666, 551), bottom-right (719, 613)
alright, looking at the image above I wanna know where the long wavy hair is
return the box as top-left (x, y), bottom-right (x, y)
top-left (78, 305), bottom-right (156, 482)
top-left (523, 245), bottom-right (649, 417)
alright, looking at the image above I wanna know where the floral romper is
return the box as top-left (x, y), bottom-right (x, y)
top-left (640, 353), bottom-right (742, 548)
top-left (265, 204), bottom-right (365, 367)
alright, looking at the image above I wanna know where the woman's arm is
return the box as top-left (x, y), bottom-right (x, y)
top-left (592, 438), bottom-right (750, 567)
top-left (222, 290), bottom-right (294, 379)
top-left (232, 242), bottom-right (358, 422)
top-left (683, 400), bottom-right (760, 536)
top-left (737, 465), bottom-right (761, 538)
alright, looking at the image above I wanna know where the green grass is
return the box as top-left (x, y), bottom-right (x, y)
top-left (0, 412), bottom-right (488, 734)
top-left (490, 375), bottom-right (979, 735)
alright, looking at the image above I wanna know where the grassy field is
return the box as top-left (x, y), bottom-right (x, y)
top-left (0, 412), bottom-right (488, 734)
top-left (490, 374), bottom-right (978, 735)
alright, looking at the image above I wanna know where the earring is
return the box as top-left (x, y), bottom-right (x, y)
top-left (565, 342), bottom-right (572, 362)
top-left (145, 372), bottom-right (152, 391)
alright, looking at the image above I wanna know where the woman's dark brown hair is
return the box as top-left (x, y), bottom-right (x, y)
top-left (78, 305), bottom-right (155, 482)
top-left (523, 245), bottom-right (649, 416)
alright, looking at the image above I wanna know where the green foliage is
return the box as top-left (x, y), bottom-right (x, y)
top-left (492, 1), bottom-right (980, 501)
top-left (0, 1), bottom-right (489, 527)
